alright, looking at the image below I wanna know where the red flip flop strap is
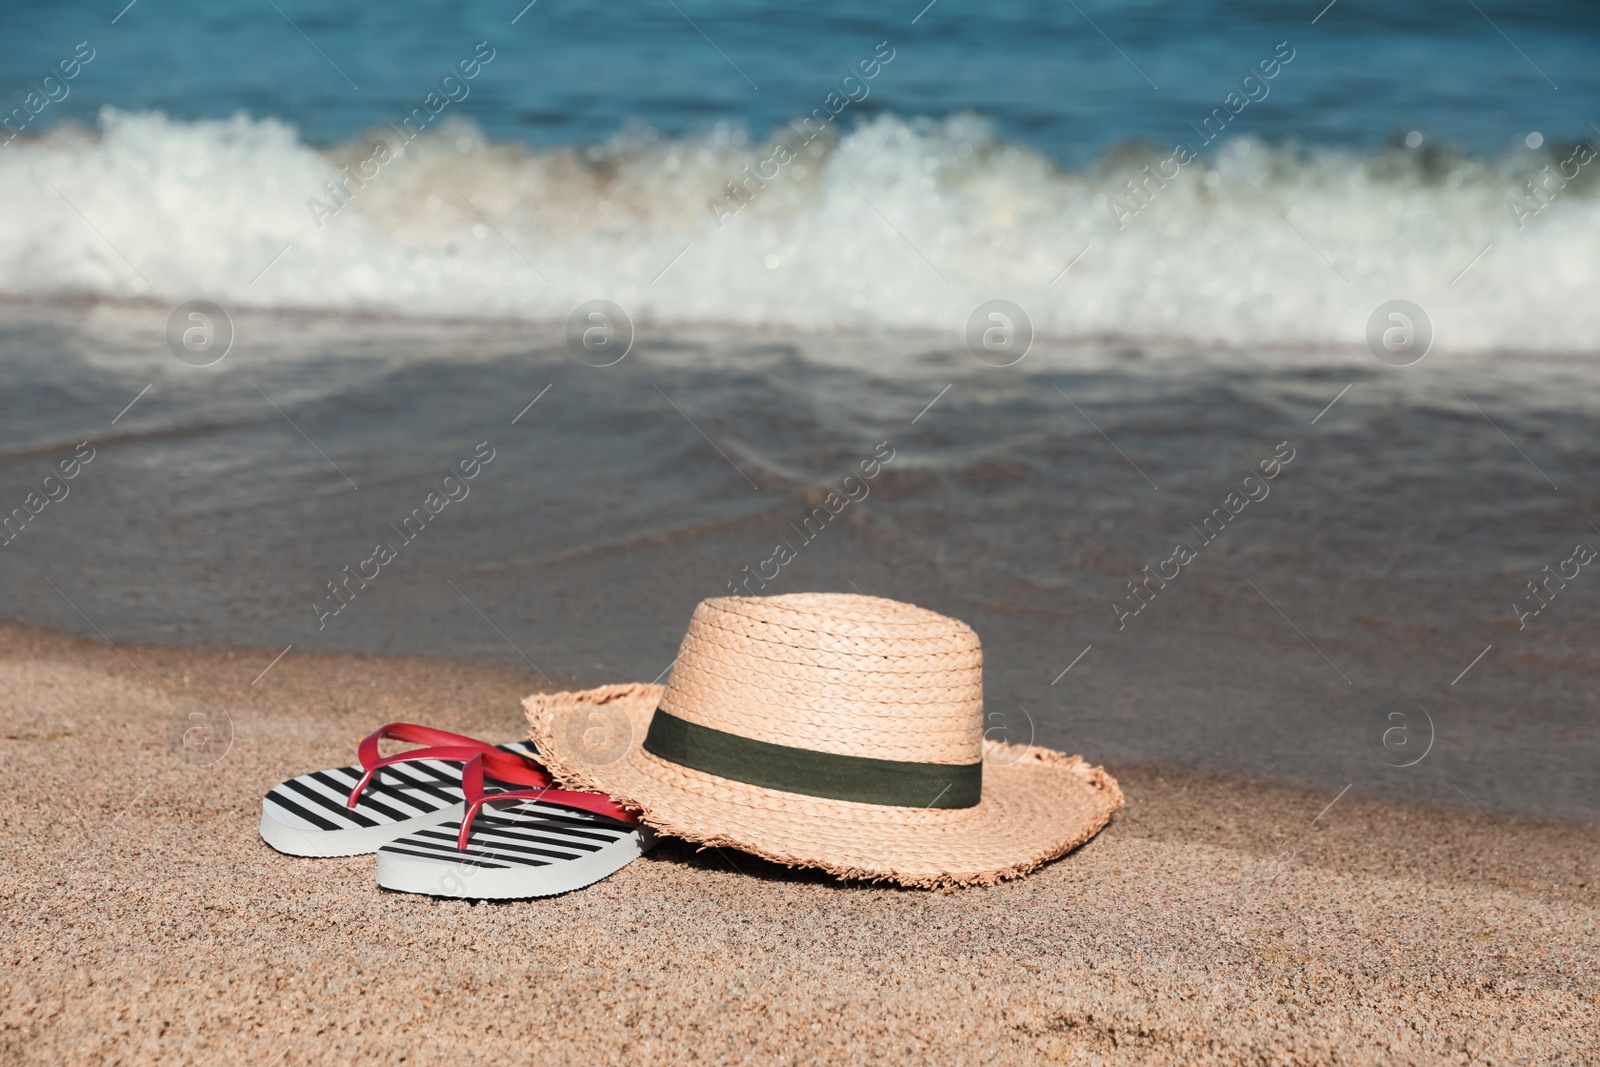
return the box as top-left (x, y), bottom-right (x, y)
top-left (469, 747), bottom-right (556, 792)
top-left (520, 787), bottom-right (637, 824)
top-left (458, 788), bottom-right (639, 850)
top-left (457, 754), bottom-right (637, 849)
top-left (356, 722), bottom-right (498, 773)
top-left (347, 745), bottom-right (494, 808)
top-left (349, 724), bottom-right (520, 809)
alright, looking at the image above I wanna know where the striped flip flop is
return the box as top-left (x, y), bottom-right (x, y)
top-left (259, 723), bottom-right (540, 858)
top-left (377, 748), bottom-right (653, 898)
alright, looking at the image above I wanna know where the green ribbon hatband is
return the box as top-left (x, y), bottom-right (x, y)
top-left (642, 708), bottom-right (982, 809)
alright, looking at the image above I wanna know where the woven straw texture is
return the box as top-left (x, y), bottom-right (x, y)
top-left (523, 594), bottom-right (1123, 889)
top-left (663, 594), bottom-right (983, 763)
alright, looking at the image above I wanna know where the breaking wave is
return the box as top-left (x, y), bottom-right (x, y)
top-left (3, 107), bottom-right (1597, 352)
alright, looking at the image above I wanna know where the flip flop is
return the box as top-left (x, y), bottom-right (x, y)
top-left (376, 748), bottom-right (654, 899)
top-left (259, 723), bottom-right (540, 857)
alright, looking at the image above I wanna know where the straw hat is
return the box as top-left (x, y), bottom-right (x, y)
top-left (524, 593), bottom-right (1122, 888)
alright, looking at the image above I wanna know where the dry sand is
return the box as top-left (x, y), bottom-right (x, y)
top-left (1, 622), bottom-right (1596, 1066)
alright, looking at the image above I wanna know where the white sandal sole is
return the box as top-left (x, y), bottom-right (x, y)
top-left (376, 799), bottom-right (654, 898)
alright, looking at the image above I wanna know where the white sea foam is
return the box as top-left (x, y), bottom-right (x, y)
top-left (3, 107), bottom-right (1597, 352)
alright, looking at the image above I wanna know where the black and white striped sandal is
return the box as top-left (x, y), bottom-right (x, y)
top-left (259, 723), bottom-right (540, 857)
top-left (376, 748), bottom-right (653, 899)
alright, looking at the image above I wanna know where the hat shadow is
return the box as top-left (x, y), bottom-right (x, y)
top-left (641, 835), bottom-right (913, 892)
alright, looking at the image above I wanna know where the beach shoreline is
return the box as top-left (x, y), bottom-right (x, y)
top-left (3, 622), bottom-right (1595, 1064)
top-left (6, 3), bottom-right (1600, 1062)
top-left (4, 298), bottom-right (1597, 826)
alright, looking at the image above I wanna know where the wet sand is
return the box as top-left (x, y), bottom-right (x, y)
top-left (3, 623), bottom-right (1596, 1065)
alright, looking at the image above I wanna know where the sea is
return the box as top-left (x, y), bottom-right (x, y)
top-left (1, 0), bottom-right (1596, 822)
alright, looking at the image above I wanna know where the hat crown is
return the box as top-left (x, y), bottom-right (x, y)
top-left (660, 593), bottom-right (983, 765)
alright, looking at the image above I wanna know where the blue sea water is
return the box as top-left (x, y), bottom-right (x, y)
top-left (4, 0), bottom-right (1597, 162)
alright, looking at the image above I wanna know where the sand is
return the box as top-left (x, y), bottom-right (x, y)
top-left (2, 622), bottom-right (1596, 1066)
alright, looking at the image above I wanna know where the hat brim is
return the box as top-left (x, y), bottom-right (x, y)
top-left (524, 683), bottom-right (1124, 889)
